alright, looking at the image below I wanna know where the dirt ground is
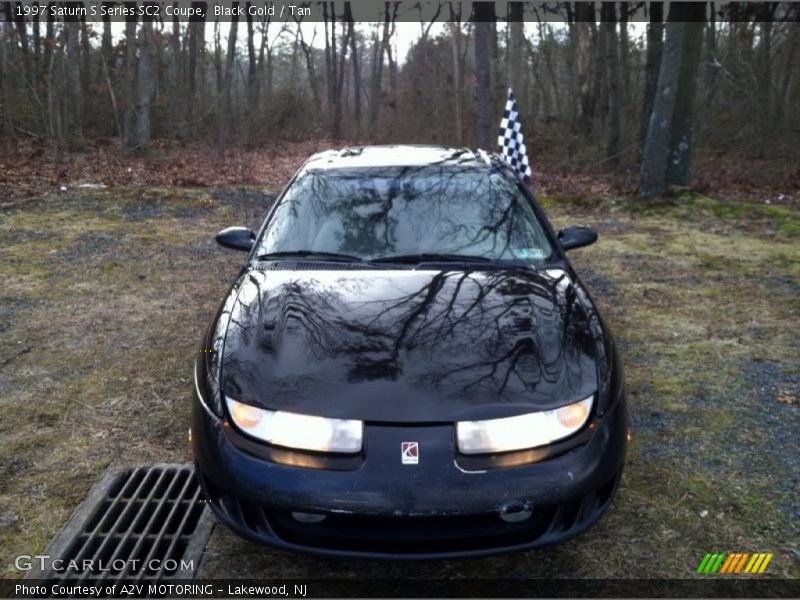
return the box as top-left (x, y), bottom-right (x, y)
top-left (0, 185), bottom-right (798, 579)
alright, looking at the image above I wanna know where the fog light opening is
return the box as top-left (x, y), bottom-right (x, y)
top-left (291, 511), bottom-right (327, 524)
top-left (499, 508), bottom-right (533, 523)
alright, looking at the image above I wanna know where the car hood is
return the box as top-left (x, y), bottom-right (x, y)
top-left (219, 266), bottom-right (600, 423)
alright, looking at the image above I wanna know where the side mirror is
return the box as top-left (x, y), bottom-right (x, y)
top-left (216, 226), bottom-right (255, 251)
top-left (558, 226), bottom-right (598, 251)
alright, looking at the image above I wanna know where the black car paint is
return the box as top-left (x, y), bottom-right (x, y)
top-left (219, 267), bottom-right (599, 422)
top-left (216, 226), bottom-right (256, 251)
top-left (192, 146), bottom-right (626, 558)
top-left (191, 378), bottom-right (627, 557)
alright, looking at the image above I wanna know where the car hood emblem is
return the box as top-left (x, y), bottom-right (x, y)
top-left (401, 442), bottom-right (419, 464)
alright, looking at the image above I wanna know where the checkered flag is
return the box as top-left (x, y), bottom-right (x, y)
top-left (498, 87), bottom-right (532, 183)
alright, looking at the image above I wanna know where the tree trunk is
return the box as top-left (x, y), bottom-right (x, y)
top-left (665, 12), bottom-right (704, 186)
top-left (99, 41), bottom-right (122, 141)
top-left (756, 12), bottom-right (774, 156)
top-left (258, 18), bottom-right (269, 102)
top-left (368, 22), bottom-right (384, 129)
top-left (296, 21), bottom-right (321, 111)
top-left (214, 20), bottom-right (223, 94)
top-left (640, 15), bottom-right (686, 197)
top-left (43, 16), bottom-right (54, 86)
top-left (335, 10), bottom-right (352, 140)
top-left (473, 2), bottom-right (494, 149)
top-left (700, 17), bottom-right (718, 140)
top-left (542, 23), bottom-right (564, 121)
top-left (0, 22), bottom-right (14, 137)
top-left (574, 2), bottom-right (594, 134)
top-left (80, 15), bottom-right (91, 99)
top-left (640, 1), bottom-right (664, 147)
top-left (187, 6), bottom-right (205, 135)
top-left (386, 10), bottom-right (398, 122)
top-left (618, 2), bottom-right (631, 109)
top-left (218, 8), bottom-right (238, 155)
top-left (32, 6), bottom-right (41, 74)
top-left (774, 25), bottom-right (798, 127)
top-left (603, 3), bottom-right (621, 167)
top-left (323, 2), bottom-right (338, 137)
top-left (65, 17), bottom-right (84, 150)
top-left (593, 19), bottom-right (608, 125)
top-left (13, 9), bottom-right (32, 80)
top-left (245, 4), bottom-right (259, 142)
top-left (134, 18), bottom-right (153, 152)
top-left (507, 3), bottom-right (524, 108)
top-left (368, 6), bottom-right (395, 130)
top-left (348, 5), bottom-right (361, 135)
top-left (123, 11), bottom-right (137, 148)
top-left (169, 10), bottom-right (182, 145)
top-left (102, 9), bottom-right (113, 75)
top-left (450, 21), bottom-right (464, 144)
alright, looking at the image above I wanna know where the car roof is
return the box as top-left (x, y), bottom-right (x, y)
top-left (302, 145), bottom-right (494, 171)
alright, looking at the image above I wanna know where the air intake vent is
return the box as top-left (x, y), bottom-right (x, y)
top-left (412, 262), bottom-right (509, 271)
top-left (24, 464), bottom-right (213, 583)
top-left (255, 260), bottom-right (378, 271)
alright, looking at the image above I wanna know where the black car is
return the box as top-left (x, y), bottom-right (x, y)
top-left (191, 145), bottom-right (627, 558)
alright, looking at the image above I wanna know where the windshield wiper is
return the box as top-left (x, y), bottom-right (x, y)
top-left (255, 250), bottom-right (364, 263)
top-left (370, 253), bottom-right (496, 265)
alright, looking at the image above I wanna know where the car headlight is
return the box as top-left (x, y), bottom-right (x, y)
top-left (225, 397), bottom-right (363, 453)
top-left (456, 395), bottom-right (594, 455)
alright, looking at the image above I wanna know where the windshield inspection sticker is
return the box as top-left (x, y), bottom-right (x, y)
top-left (513, 248), bottom-right (547, 260)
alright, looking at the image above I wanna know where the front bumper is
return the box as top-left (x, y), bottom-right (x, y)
top-left (192, 393), bottom-right (627, 559)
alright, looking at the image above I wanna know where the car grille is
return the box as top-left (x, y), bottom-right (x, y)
top-left (201, 469), bottom-right (620, 556)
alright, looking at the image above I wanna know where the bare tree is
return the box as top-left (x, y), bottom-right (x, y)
top-left (0, 22), bottom-right (14, 137)
top-left (323, 2), bottom-right (337, 135)
top-left (755, 5), bottom-right (776, 155)
top-left (123, 9), bottom-right (137, 148)
top-left (449, 20), bottom-right (464, 144)
top-left (79, 15), bottom-right (91, 99)
top-left (641, 1), bottom-right (664, 147)
top-left (245, 3), bottom-right (259, 143)
top-left (507, 2), bottom-right (524, 102)
top-left (368, 5), bottom-right (397, 130)
top-left (165, 11), bottom-right (180, 146)
top-left (295, 19), bottom-right (321, 111)
top-left (134, 17), bottom-right (153, 152)
top-left (348, 7), bottom-right (362, 135)
top-left (65, 15), bottom-right (84, 150)
top-left (187, 6), bottom-right (206, 133)
top-left (473, 2), bottom-right (494, 149)
top-left (618, 2), bottom-right (631, 108)
top-left (101, 8), bottom-right (113, 74)
top-left (574, 2), bottom-right (594, 134)
top-left (603, 2), bottom-right (621, 166)
top-left (324, 1), bottom-right (352, 139)
top-left (665, 9), bottom-right (705, 186)
top-left (640, 9), bottom-right (686, 197)
top-left (218, 6), bottom-right (239, 155)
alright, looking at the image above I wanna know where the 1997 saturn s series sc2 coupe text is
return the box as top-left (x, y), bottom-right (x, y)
top-left (191, 145), bottom-right (628, 558)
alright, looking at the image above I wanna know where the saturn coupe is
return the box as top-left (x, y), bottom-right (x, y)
top-left (191, 145), bottom-right (627, 558)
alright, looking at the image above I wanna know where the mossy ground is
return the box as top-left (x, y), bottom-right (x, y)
top-left (1, 188), bottom-right (797, 579)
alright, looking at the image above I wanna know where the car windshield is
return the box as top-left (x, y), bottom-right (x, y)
top-left (255, 166), bottom-right (553, 262)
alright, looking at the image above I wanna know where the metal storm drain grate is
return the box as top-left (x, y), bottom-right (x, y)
top-left (25, 464), bottom-right (214, 582)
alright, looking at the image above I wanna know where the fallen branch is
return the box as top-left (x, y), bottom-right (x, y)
top-left (14, 126), bottom-right (42, 140)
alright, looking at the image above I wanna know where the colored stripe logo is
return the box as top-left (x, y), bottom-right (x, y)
top-left (696, 552), bottom-right (773, 574)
